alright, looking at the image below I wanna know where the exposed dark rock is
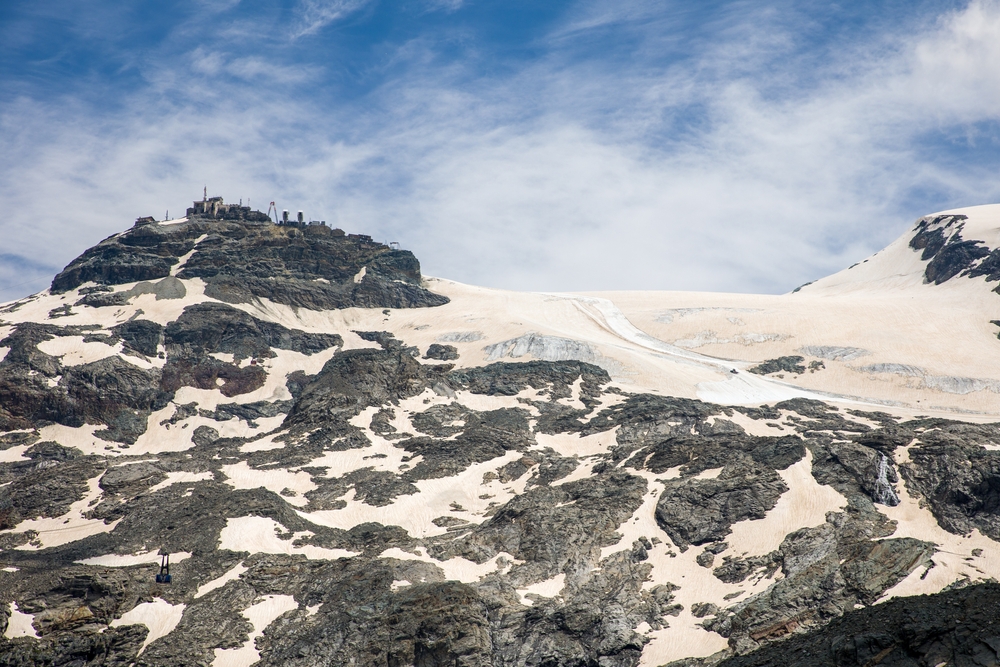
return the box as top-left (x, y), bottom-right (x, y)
top-left (436, 471), bottom-right (647, 584)
top-left (715, 582), bottom-right (1000, 667)
top-left (283, 344), bottom-right (452, 443)
top-left (748, 357), bottom-right (806, 376)
top-left (926, 238), bottom-right (991, 284)
top-left (0, 457), bottom-right (103, 529)
top-left (733, 405), bottom-right (782, 421)
top-left (411, 403), bottom-right (471, 438)
top-left (51, 219), bottom-right (448, 312)
top-left (825, 441), bottom-right (900, 506)
top-left (655, 457), bottom-right (788, 550)
top-left (899, 423), bottom-right (1000, 540)
top-left (968, 247), bottom-right (1000, 282)
top-left (0, 322), bottom-right (164, 442)
top-left (775, 399), bottom-right (872, 436)
top-left (713, 552), bottom-right (781, 584)
top-left (207, 400), bottom-right (294, 425)
top-left (164, 303), bottom-right (341, 361)
top-left (907, 213), bottom-right (996, 285)
top-left (158, 303), bottom-right (342, 402)
top-left (399, 408), bottom-right (534, 482)
top-left (449, 360), bottom-right (610, 403)
top-left (424, 343), bottom-right (459, 361)
top-left (0, 625), bottom-right (146, 667)
top-left (707, 517), bottom-right (933, 653)
top-left (111, 320), bottom-right (163, 357)
top-left (909, 215), bottom-right (955, 260)
top-left (78, 277), bottom-right (188, 308)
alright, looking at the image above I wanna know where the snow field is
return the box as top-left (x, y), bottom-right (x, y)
top-left (379, 547), bottom-right (520, 584)
top-left (725, 450), bottom-right (847, 557)
top-left (195, 562), bottom-right (248, 598)
top-left (7, 475), bottom-right (120, 550)
top-left (3, 602), bottom-right (39, 639)
top-left (298, 448), bottom-right (533, 537)
top-left (212, 595), bottom-right (297, 667)
top-left (217, 516), bottom-right (358, 560)
top-left (517, 573), bottom-right (566, 606)
top-left (76, 551), bottom-right (192, 567)
top-left (110, 598), bottom-right (185, 654)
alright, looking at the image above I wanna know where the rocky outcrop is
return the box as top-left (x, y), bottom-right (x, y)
top-left (0, 303), bottom-right (342, 444)
top-left (51, 218), bottom-right (448, 311)
top-left (655, 459), bottom-right (788, 550)
top-left (424, 343), bottom-right (459, 361)
top-left (0, 322), bottom-right (163, 442)
top-left (705, 517), bottom-right (933, 653)
top-left (747, 356), bottom-right (806, 376)
top-left (0, 349), bottom-right (989, 666)
top-left (712, 582), bottom-right (1000, 667)
top-left (898, 420), bottom-right (1000, 540)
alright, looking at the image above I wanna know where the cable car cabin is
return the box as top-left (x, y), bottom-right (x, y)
top-left (156, 553), bottom-right (172, 584)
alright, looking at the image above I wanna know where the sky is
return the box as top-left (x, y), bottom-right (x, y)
top-left (2, 0), bottom-right (1000, 301)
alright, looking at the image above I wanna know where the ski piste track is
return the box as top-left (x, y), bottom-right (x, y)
top-left (558, 293), bottom-right (887, 410)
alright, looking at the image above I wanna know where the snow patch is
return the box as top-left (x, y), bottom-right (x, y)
top-left (533, 428), bottom-right (617, 458)
top-left (217, 516), bottom-right (358, 560)
top-left (299, 449), bottom-right (531, 538)
top-left (196, 562), bottom-right (248, 598)
top-left (111, 598), bottom-right (185, 654)
top-left (517, 573), bottom-right (565, 605)
top-left (220, 461), bottom-right (315, 507)
top-left (148, 471), bottom-right (214, 494)
top-left (877, 472), bottom-right (1000, 600)
top-left (4, 602), bottom-right (38, 639)
top-left (0, 445), bottom-right (30, 463)
top-left (726, 450), bottom-right (848, 557)
top-left (212, 595), bottom-right (297, 667)
top-left (37, 335), bottom-right (120, 366)
top-left (77, 551), bottom-right (192, 568)
top-left (9, 475), bottom-right (120, 550)
top-left (379, 547), bottom-right (519, 584)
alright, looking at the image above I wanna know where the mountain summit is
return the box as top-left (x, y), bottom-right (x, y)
top-left (2, 199), bottom-right (999, 667)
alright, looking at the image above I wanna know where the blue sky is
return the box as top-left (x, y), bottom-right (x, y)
top-left (2, 0), bottom-right (999, 301)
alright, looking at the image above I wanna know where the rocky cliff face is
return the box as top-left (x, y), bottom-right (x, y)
top-left (1, 212), bottom-right (999, 667)
top-left (52, 216), bottom-right (447, 311)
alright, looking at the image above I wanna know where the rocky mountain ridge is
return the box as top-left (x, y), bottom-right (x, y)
top-left (1, 206), bottom-right (1000, 667)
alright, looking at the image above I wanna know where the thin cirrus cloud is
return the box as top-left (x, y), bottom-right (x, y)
top-left (291, 0), bottom-right (374, 38)
top-left (189, 49), bottom-right (321, 84)
top-left (0, 0), bottom-right (999, 302)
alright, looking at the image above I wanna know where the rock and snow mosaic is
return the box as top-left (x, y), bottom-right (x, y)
top-left (3, 207), bottom-right (1000, 666)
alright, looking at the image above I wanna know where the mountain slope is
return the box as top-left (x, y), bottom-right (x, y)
top-left (2, 203), bottom-right (1000, 667)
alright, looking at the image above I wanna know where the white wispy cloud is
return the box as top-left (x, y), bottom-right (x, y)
top-left (190, 48), bottom-right (321, 83)
top-left (291, 0), bottom-right (373, 38)
top-left (2, 1), bottom-right (1000, 300)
